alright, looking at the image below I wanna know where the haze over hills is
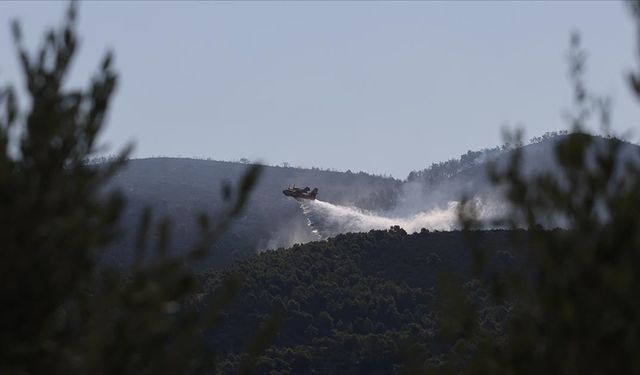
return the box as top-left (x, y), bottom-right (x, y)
top-left (103, 132), bottom-right (640, 269)
top-left (104, 158), bottom-right (399, 269)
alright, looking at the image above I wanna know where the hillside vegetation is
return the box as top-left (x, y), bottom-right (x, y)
top-left (201, 228), bottom-right (522, 374)
top-left (104, 133), bottom-right (640, 269)
top-left (105, 158), bottom-right (400, 269)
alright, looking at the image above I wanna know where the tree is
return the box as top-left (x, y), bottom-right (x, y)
top-left (0, 3), bottom-right (264, 374)
top-left (444, 10), bottom-right (640, 375)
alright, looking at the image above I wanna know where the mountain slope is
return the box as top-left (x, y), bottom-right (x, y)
top-left (104, 159), bottom-right (399, 269)
top-left (201, 228), bottom-right (523, 374)
top-left (395, 134), bottom-right (640, 214)
top-left (102, 133), bottom-right (640, 269)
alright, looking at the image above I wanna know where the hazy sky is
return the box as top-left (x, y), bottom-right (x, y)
top-left (1, 1), bottom-right (638, 178)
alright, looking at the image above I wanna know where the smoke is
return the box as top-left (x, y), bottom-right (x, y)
top-left (279, 135), bottom-right (640, 242)
top-left (298, 198), bottom-right (502, 238)
top-left (260, 216), bottom-right (321, 251)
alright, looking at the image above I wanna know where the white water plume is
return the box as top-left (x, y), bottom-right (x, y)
top-left (297, 198), bottom-right (504, 238)
top-left (297, 200), bottom-right (453, 238)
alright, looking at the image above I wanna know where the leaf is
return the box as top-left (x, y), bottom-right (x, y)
top-left (11, 20), bottom-right (21, 43)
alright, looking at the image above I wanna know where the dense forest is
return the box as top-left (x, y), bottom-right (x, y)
top-left (201, 228), bottom-right (523, 374)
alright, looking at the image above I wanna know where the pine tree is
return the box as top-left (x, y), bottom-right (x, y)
top-left (0, 3), bottom-right (263, 373)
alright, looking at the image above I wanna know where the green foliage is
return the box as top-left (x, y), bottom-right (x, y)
top-left (201, 228), bottom-right (518, 373)
top-left (446, 22), bottom-right (640, 375)
top-left (0, 4), bottom-right (265, 374)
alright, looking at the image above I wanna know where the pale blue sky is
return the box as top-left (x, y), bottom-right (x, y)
top-left (1, 1), bottom-right (638, 178)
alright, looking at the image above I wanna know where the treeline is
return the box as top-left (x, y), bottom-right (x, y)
top-left (407, 147), bottom-right (504, 184)
top-left (406, 131), bottom-right (575, 184)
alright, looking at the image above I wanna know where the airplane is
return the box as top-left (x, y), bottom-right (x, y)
top-left (282, 185), bottom-right (318, 200)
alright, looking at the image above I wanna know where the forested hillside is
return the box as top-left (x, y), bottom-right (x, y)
top-left (102, 135), bottom-right (640, 270)
top-left (399, 133), bottom-right (640, 213)
top-left (103, 159), bottom-right (400, 269)
top-left (201, 228), bottom-right (524, 374)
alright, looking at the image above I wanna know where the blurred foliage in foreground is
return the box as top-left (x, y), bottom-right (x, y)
top-left (0, 4), bottom-right (268, 374)
top-left (436, 12), bottom-right (640, 375)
